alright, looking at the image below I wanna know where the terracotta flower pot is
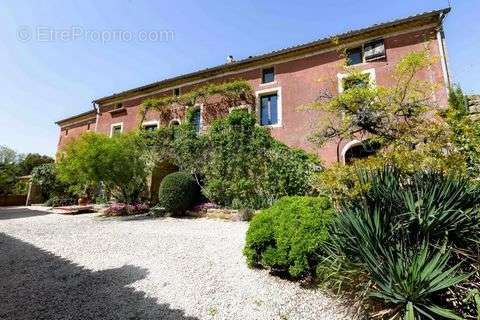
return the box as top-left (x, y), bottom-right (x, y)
top-left (78, 197), bottom-right (89, 206)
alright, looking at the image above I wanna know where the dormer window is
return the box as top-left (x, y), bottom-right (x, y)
top-left (114, 103), bottom-right (123, 110)
top-left (262, 67), bottom-right (275, 84)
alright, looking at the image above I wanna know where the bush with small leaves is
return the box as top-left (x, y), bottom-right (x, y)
top-left (158, 172), bottom-right (199, 215)
top-left (244, 196), bottom-right (333, 278)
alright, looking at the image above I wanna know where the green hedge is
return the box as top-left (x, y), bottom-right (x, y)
top-left (243, 196), bottom-right (333, 278)
top-left (158, 171), bottom-right (199, 215)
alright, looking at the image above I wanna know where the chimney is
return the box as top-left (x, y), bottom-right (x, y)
top-left (227, 55), bottom-right (235, 64)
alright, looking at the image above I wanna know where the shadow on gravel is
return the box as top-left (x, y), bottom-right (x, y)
top-left (0, 207), bottom-right (51, 220)
top-left (0, 233), bottom-right (199, 320)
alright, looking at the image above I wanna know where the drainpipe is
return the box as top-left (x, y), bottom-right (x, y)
top-left (92, 101), bottom-right (99, 133)
top-left (437, 11), bottom-right (451, 93)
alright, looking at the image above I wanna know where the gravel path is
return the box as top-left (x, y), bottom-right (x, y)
top-left (0, 207), bottom-right (354, 320)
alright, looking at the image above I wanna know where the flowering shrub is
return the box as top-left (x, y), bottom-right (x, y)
top-left (103, 203), bottom-right (150, 216)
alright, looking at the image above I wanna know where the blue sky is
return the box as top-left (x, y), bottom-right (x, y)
top-left (1, 0), bottom-right (478, 156)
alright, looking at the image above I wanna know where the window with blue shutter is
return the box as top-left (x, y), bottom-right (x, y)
top-left (262, 67), bottom-right (275, 83)
top-left (260, 94), bottom-right (278, 126)
top-left (192, 109), bottom-right (201, 133)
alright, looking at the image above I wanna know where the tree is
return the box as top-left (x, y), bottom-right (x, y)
top-left (444, 85), bottom-right (480, 179)
top-left (56, 132), bottom-right (149, 203)
top-left (18, 153), bottom-right (54, 176)
top-left (0, 145), bottom-right (19, 165)
top-left (308, 51), bottom-right (469, 199)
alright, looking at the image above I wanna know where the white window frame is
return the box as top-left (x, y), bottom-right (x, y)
top-left (141, 120), bottom-right (160, 130)
top-left (110, 122), bottom-right (123, 137)
top-left (337, 68), bottom-right (376, 93)
top-left (255, 87), bottom-right (282, 128)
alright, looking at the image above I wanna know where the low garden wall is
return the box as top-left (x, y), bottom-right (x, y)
top-left (0, 195), bottom-right (27, 207)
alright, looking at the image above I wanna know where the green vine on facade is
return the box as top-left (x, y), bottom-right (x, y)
top-left (139, 80), bottom-right (255, 126)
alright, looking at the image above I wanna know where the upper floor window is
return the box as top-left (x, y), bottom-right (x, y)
top-left (260, 93), bottom-right (278, 126)
top-left (262, 67), bottom-right (275, 84)
top-left (346, 47), bottom-right (363, 66)
top-left (192, 109), bottom-right (201, 133)
top-left (110, 123), bottom-right (123, 137)
top-left (345, 39), bottom-right (385, 65)
top-left (173, 88), bottom-right (180, 96)
top-left (114, 103), bottom-right (123, 110)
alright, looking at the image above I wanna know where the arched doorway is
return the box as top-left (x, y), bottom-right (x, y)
top-left (341, 140), bottom-right (379, 164)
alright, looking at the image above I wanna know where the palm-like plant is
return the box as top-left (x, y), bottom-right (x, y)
top-left (363, 245), bottom-right (468, 319)
top-left (329, 166), bottom-right (479, 319)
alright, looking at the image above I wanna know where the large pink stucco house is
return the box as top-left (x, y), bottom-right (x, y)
top-left (56, 8), bottom-right (451, 165)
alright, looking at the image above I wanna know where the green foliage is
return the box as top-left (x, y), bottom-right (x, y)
top-left (141, 111), bottom-right (318, 210)
top-left (365, 245), bottom-right (468, 320)
top-left (158, 171), bottom-right (199, 215)
top-left (57, 132), bottom-right (148, 204)
top-left (140, 80), bottom-right (254, 124)
top-left (18, 153), bottom-right (54, 176)
top-left (0, 146), bottom-right (53, 196)
top-left (244, 196), bottom-right (333, 278)
top-left (444, 85), bottom-right (480, 179)
top-left (44, 195), bottom-right (76, 207)
top-left (324, 166), bottom-right (478, 319)
top-left (31, 163), bottom-right (65, 199)
top-left (202, 111), bottom-right (318, 209)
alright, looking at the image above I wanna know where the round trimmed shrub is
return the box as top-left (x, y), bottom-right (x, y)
top-left (158, 171), bottom-right (199, 215)
top-left (243, 196), bottom-right (333, 278)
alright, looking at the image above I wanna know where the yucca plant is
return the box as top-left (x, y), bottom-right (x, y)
top-left (328, 166), bottom-right (479, 318)
top-left (362, 244), bottom-right (468, 319)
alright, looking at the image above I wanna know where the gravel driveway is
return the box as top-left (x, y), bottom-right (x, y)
top-left (0, 207), bottom-right (353, 320)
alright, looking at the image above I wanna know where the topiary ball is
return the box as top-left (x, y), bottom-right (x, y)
top-left (158, 171), bottom-right (199, 215)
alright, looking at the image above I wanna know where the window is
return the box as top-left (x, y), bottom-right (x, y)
top-left (346, 47), bottom-right (363, 65)
top-left (337, 68), bottom-right (376, 93)
top-left (260, 94), bottom-right (278, 126)
top-left (345, 39), bottom-right (385, 65)
top-left (143, 124), bottom-right (158, 131)
top-left (87, 123), bottom-right (91, 131)
top-left (170, 119), bottom-right (180, 139)
top-left (192, 109), bottom-right (201, 133)
top-left (262, 67), bottom-right (275, 84)
top-left (142, 120), bottom-right (159, 131)
top-left (65, 129), bottom-right (68, 136)
top-left (110, 123), bottom-right (123, 137)
top-left (173, 88), bottom-right (180, 96)
top-left (114, 103), bottom-right (123, 110)
top-left (364, 39), bottom-right (385, 61)
top-left (343, 73), bottom-right (370, 91)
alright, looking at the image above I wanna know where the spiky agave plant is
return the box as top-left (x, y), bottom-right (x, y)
top-left (362, 244), bottom-right (468, 319)
top-left (329, 166), bottom-right (479, 319)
